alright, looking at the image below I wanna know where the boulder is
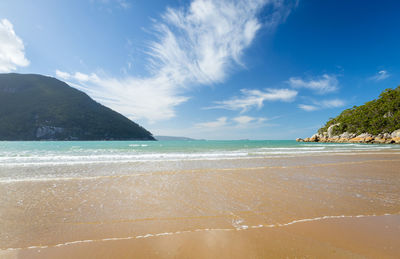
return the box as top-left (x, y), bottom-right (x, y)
top-left (391, 129), bottom-right (400, 138)
top-left (348, 133), bottom-right (373, 143)
top-left (309, 134), bottom-right (319, 142)
top-left (339, 132), bottom-right (351, 140)
top-left (319, 135), bottom-right (328, 142)
top-left (356, 133), bottom-right (373, 138)
top-left (296, 138), bottom-right (304, 142)
top-left (373, 138), bottom-right (387, 144)
top-left (327, 123), bottom-right (340, 138)
top-left (383, 133), bottom-right (391, 139)
top-left (364, 137), bottom-right (374, 143)
top-left (373, 134), bottom-right (387, 144)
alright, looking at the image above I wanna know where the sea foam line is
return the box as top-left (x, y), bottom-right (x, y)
top-left (1, 149), bottom-right (398, 167)
top-left (2, 213), bottom-right (396, 252)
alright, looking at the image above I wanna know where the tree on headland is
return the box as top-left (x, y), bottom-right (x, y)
top-left (318, 86), bottom-right (400, 135)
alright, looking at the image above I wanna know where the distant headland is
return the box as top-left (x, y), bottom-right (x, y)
top-left (297, 86), bottom-right (400, 144)
top-left (0, 73), bottom-right (155, 141)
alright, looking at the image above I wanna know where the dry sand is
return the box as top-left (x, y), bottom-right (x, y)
top-left (1, 152), bottom-right (400, 258)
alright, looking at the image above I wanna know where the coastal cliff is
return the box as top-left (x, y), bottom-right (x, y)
top-left (297, 86), bottom-right (400, 144)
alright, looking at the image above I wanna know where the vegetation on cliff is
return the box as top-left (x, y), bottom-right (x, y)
top-left (0, 73), bottom-right (155, 140)
top-left (318, 86), bottom-right (400, 136)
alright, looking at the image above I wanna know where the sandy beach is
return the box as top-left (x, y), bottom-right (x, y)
top-left (1, 151), bottom-right (400, 258)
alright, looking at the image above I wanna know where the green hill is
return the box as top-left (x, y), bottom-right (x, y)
top-left (318, 86), bottom-right (400, 136)
top-left (0, 73), bottom-right (155, 140)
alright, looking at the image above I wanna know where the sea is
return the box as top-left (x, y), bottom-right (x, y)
top-left (1, 140), bottom-right (399, 165)
top-left (1, 140), bottom-right (399, 182)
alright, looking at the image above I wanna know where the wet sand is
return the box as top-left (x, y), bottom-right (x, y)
top-left (4, 214), bottom-right (399, 259)
top-left (1, 152), bottom-right (400, 258)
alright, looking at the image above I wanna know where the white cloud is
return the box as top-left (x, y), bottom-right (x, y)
top-left (90, 0), bottom-right (131, 10)
top-left (233, 115), bottom-right (267, 126)
top-left (157, 114), bottom-right (280, 139)
top-left (56, 71), bottom-right (189, 122)
top-left (56, 70), bottom-right (99, 83)
top-left (320, 99), bottom-right (345, 108)
top-left (147, 0), bottom-right (269, 84)
top-left (117, 0), bottom-right (130, 9)
top-left (288, 74), bottom-right (338, 94)
top-left (299, 98), bottom-right (345, 112)
top-left (207, 88), bottom-right (297, 113)
top-left (298, 104), bottom-right (318, 111)
top-left (194, 115), bottom-right (271, 132)
top-left (55, 70), bottom-right (71, 79)
top-left (0, 19), bottom-right (29, 72)
top-left (233, 115), bottom-right (257, 124)
top-left (370, 70), bottom-right (390, 81)
top-left (195, 117), bottom-right (228, 128)
top-left (56, 0), bottom-right (294, 122)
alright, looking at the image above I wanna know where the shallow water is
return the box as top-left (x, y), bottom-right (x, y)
top-left (1, 140), bottom-right (399, 167)
top-left (1, 140), bottom-right (400, 182)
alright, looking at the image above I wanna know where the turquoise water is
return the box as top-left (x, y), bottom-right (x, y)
top-left (0, 140), bottom-right (398, 166)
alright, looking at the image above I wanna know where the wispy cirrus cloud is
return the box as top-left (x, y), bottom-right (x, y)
top-left (320, 99), bottom-right (345, 108)
top-left (56, 70), bottom-right (99, 82)
top-left (206, 88), bottom-right (297, 113)
top-left (195, 115), bottom-right (271, 131)
top-left (233, 115), bottom-right (267, 127)
top-left (56, 0), bottom-right (296, 122)
top-left (369, 70), bottom-right (390, 81)
top-left (0, 19), bottom-right (29, 72)
top-left (90, 0), bottom-right (131, 10)
top-left (298, 104), bottom-right (318, 111)
top-left (298, 98), bottom-right (345, 112)
top-left (158, 115), bottom-right (276, 139)
top-left (288, 74), bottom-right (338, 94)
top-left (195, 117), bottom-right (229, 128)
top-left (56, 70), bottom-right (189, 122)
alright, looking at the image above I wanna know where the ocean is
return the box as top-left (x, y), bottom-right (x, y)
top-left (1, 140), bottom-right (399, 182)
top-left (1, 140), bottom-right (398, 166)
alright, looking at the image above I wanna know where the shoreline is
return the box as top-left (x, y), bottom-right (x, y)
top-left (2, 214), bottom-right (399, 258)
top-left (2, 213), bottom-right (397, 251)
top-left (298, 138), bottom-right (400, 144)
top-left (297, 128), bottom-right (400, 144)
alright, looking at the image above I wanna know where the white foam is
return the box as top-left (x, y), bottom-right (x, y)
top-left (2, 213), bottom-right (397, 252)
top-left (1, 142), bottom-right (398, 167)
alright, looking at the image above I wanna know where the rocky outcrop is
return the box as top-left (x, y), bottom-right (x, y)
top-left (297, 129), bottom-right (400, 144)
top-left (327, 123), bottom-right (340, 138)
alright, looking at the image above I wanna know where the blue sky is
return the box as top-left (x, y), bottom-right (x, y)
top-left (0, 0), bottom-right (399, 139)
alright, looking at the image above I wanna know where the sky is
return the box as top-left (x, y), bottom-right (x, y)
top-left (0, 0), bottom-right (399, 140)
